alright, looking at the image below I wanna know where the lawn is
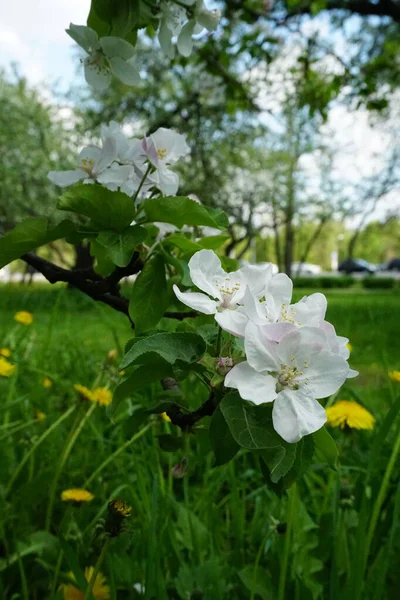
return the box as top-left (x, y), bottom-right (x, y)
top-left (0, 285), bottom-right (399, 599)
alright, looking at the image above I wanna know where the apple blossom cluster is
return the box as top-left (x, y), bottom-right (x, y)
top-left (173, 250), bottom-right (358, 444)
top-left (67, 2), bottom-right (219, 90)
top-left (48, 122), bottom-right (189, 197)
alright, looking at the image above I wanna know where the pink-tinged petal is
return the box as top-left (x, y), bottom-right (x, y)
top-left (244, 322), bottom-right (280, 373)
top-left (173, 284), bottom-right (217, 314)
top-left (262, 322), bottom-right (295, 342)
top-left (47, 169), bottom-right (85, 187)
top-left (225, 362), bottom-right (277, 405)
top-left (296, 351), bottom-right (349, 398)
top-left (215, 309), bottom-right (248, 337)
top-left (188, 250), bottom-right (225, 300)
top-left (275, 329), bottom-right (303, 365)
top-left (272, 389), bottom-right (326, 443)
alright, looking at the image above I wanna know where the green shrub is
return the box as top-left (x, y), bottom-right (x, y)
top-left (362, 276), bottom-right (396, 289)
top-left (292, 276), bottom-right (355, 289)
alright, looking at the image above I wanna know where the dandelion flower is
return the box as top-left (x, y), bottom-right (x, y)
top-left (61, 488), bottom-right (94, 504)
top-left (388, 371), bottom-right (400, 383)
top-left (105, 499), bottom-right (132, 537)
top-left (0, 348), bottom-right (11, 357)
top-left (107, 349), bottom-right (117, 360)
top-left (0, 357), bottom-right (16, 377)
top-left (35, 410), bottom-right (46, 422)
top-left (346, 342), bottom-right (352, 352)
top-left (14, 311), bottom-right (33, 325)
top-left (161, 412), bottom-right (171, 423)
top-left (74, 384), bottom-right (95, 402)
top-left (60, 566), bottom-right (110, 600)
top-left (43, 377), bottom-right (52, 388)
top-left (326, 400), bottom-right (375, 430)
top-left (92, 387), bottom-right (112, 406)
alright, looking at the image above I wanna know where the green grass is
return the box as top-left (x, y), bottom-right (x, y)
top-left (0, 286), bottom-right (399, 599)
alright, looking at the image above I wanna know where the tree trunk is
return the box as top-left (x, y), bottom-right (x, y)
top-left (296, 217), bottom-right (328, 275)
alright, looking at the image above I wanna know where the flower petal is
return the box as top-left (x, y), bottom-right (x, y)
top-left (244, 321), bottom-right (280, 373)
top-left (296, 351), bottom-right (350, 398)
top-left (158, 20), bottom-right (175, 58)
top-left (151, 128), bottom-right (190, 163)
top-left (215, 309), bottom-right (248, 337)
top-left (97, 164), bottom-right (134, 186)
top-left (269, 273), bottom-right (293, 306)
top-left (100, 36), bottom-right (135, 60)
top-left (47, 169), bottom-right (84, 187)
top-left (188, 250), bottom-right (225, 300)
top-left (66, 23), bottom-right (99, 52)
top-left (225, 362), bottom-right (277, 405)
top-left (291, 292), bottom-right (327, 327)
top-left (239, 263), bottom-right (273, 298)
top-left (177, 19), bottom-right (196, 57)
top-left (157, 167), bottom-right (180, 195)
top-left (173, 284), bottom-right (217, 314)
top-left (109, 57), bottom-right (140, 86)
top-left (84, 58), bottom-right (112, 90)
top-left (272, 389), bottom-right (326, 443)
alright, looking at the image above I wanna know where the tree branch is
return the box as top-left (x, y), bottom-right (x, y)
top-left (162, 378), bottom-right (217, 430)
top-left (20, 253), bottom-right (199, 325)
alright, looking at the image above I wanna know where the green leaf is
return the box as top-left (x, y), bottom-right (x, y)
top-left (120, 332), bottom-right (206, 370)
top-left (260, 443), bottom-right (297, 483)
top-left (90, 240), bottom-right (115, 276)
top-left (219, 392), bottom-right (285, 450)
top-left (198, 235), bottom-right (229, 250)
top-left (163, 233), bottom-right (202, 252)
top-left (97, 225), bottom-right (147, 267)
top-left (123, 407), bottom-right (148, 438)
top-left (58, 534), bottom-right (88, 595)
top-left (157, 434), bottom-right (185, 452)
top-left (109, 363), bottom-right (173, 419)
top-left (209, 407), bottom-right (240, 466)
top-left (0, 218), bottom-right (75, 269)
top-left (58, 184), bottom-right (135, 232)
top-left (129, 254), bottom-right (168, 332)
top-left (142, 196), bottom-right (229, 230)
top-left (238, 565), bottom-right (275, 600)
top-left (313, 426), bottom-right (338, 467)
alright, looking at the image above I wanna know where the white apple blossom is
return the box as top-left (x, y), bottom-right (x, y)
top-left (158, 1), bottom-right (220, 59)
top-left (142, 128), bottom-right (190, 195)
top-left (225, 323), bottom-right (352, 443)
top-left (173, 250), bottom-right (286, 335)
top-left (66, 24), bottom-right (140, 90)
top-left (48, 138), bottom-right (117, 188)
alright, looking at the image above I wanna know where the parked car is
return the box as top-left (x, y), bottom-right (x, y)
top-left (338, 258), bottom-right (375, 274)
top-left (292, 262), bottom-right (322, 276)
top-left (386, 258), bottom-right (400, 272)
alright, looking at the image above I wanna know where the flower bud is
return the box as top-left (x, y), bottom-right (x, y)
top-left (216, 357), bottom-right (233, 376)
top-left (171, 457), bottom-right (188, 479)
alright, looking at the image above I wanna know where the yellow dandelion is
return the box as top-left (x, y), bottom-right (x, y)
top-left (14, 311), bottom-right (33, 325)
top-left (346, 342), bottom-right (352, 352)
top-left (0, 348), bottom-right (11, 357)
top-left (61, 488), bottom-right (94, 503)
top-left (74, 384), bottom-right (95, 402)
top-left (326, 400), bottom-right (375, 430)
top-left (35, 410), bottom-right (46, 422)
top-left (43, 377), bottom-right (53, 388)
top-left (92, 387), bottom-right (112, 406)
top-left (109, 499), bottom-right (132, 518)
top-left (161, 412), bottom-right (171, 423)
top-left (60, 567), bottom-right (110, 600)
top-left (388, 371), bottom-right (400, 383)
top-left (107, 349), bottom-right (117, 360)
top-left (0, 357), bottom-right (16, 378)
